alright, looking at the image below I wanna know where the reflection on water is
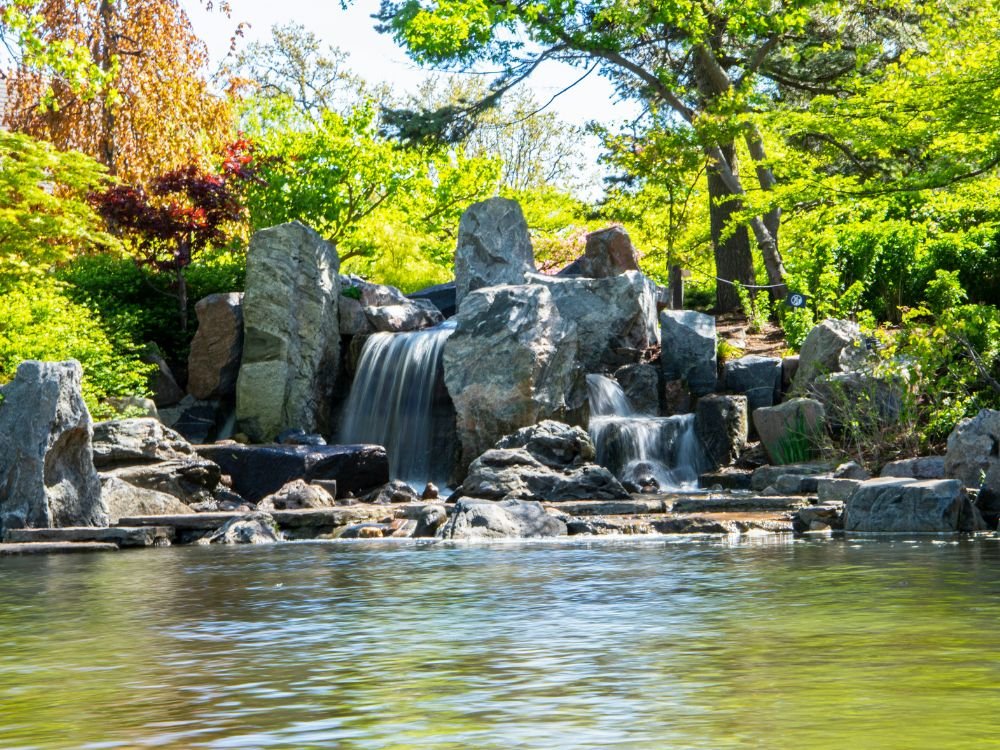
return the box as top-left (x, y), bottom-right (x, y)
top-left (2, 537), bottom-right (1000, 749)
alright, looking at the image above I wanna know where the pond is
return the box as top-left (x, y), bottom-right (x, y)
top-left (2, 535), bottom-right (1000, 749)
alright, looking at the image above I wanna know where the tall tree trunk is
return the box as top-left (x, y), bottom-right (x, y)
top-left (709, 143), bottom-right (756, 313)
top-left (96, 0), bottom-right (117, 174)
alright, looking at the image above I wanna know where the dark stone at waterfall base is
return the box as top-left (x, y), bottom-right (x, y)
top-left (196, 443), bottom-right (389, 502)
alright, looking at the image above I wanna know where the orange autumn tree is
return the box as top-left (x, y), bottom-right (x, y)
top-left (2, 0), bottom-right (233, 183)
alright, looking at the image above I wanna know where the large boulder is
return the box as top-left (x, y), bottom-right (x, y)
top-left (196, 443), bottom-right (389, 501)
top-left (559, 226), bottom-right (641, 278)
top-left (100, 476), bottom-right (194, 522)
top-left (528, 271), bottom-right (659, 370)
top-left (187, 293), bottom-right (244, 400)
top-left (458, 449), bottom-right (628, 502)
top-left (92, 418), bottom-right (194, 469)
top-left (257, 479), bottom-right (335, 511)
top-left (0, 360), bottom-right (107, 532)
top-left (792, 319), bottom-right (863, 392)
top-left (454, 198), bottom-right (536, 307)
top-left (104, 458), bottom-right (222, 505)
top-left (443, 285), bottom-right (580, 474)
top-left (438, 498), bottom-right (566, 539)
top-left (944, 409), bottom-right (1000, 488)
top-left (364, 300), bottom-right (443, 332)
top-left (844, 477), bottom-right (987, 532)
top-left (753, 398), bottom-right (827, 465)
top-left (695, 394), bottom-right (748, 468)
top-left (722, 355), bottom-right (782, 417)
top-left (495, 420), bottom-right (596, 468)
top-left (236, 221), bottom-right (340, 442)
top-left (660, 310), bottom-right (717, 396)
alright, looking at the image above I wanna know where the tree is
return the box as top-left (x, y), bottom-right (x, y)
top-left (92, 141), bottom-right (250, 331)
top-left (375, 0), bottom-right (938, 310)
top-left (0, 129), bottom-right (116, 284)
top-left (2, 0), bottom-right (232, 183)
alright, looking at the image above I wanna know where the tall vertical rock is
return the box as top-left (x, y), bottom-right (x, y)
top-left (236, 222), bottom-right (340, 442)
top-left (0, 360), bottom-right (108, 533)
top-left (454, 198), bottom-right (536, 308)
top-left (187, 293), bottom-right (244, 400)
top-left (443, 285), bottom-right (580, 476)
top-left (660, 309), bottom-right (718, 396)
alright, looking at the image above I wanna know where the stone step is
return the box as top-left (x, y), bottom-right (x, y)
top-left (669, 495), bottom-right (810, 513)
top-left (4, 527), bottom-right (174, 548)
top-left (544, 498), bottom-right (668, 516)
top-left (566, 511), bottom-right (794, 536)
top-left (0, 542), bottom-right (119, 556)
top-left (698, 471), bottom-right (753, 491)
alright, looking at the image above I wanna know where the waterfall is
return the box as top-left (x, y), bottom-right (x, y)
top-left (587, 374), bottom-right (705, 492)
top-left (340, 321), bottom-right (457, 490)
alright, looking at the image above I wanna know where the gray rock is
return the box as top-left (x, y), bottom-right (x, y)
top-left (753, 398), bottom-right (827, 465)
top-left (454, 198), bottom-right (536, 307)
top-left (157, 395), bottom-right (224, 444)
top-left (792, 319), bottom-right (862, 391)
top-left (494, 420), bottom-right (596, 469)
top-left (722, 356), bottom-right (782, 417)
top-left (457, 447), bottom-right (628, 502)
top-left (187, 293), bottom-right (244, 400)
top-left (529, 271), bottom-right (659, 370)
top-left (695, 394), bottom-right (748, 468)
top-left (808, 370), bottom-right (906, 427)
top-left (276, 428), bottom-right (327, 446)
top-left (105, 458), bottom-right (221, 505)
top-left (206, 511), bottom-right (284, 544)
top-left (614, 364), bottom-right (660, 416)
top-left (751, 462), bottom-right (833, 491)
top-left (793, 503), bottom-right (845, 533)
top-left (660, 310), bottom-right (717, 396)
top-left (361, 480), bottom-right (420, 505)
top-left (100, 476), bottom-right (194, 522)
top-left (0, 360), bottom-right (107, 533)
top-left (340, 274), bottom-right (409, 307)
top-left (443, 285), bottom-right (580, 474)
top-left (845, 477), bottom-right (987, 532)
top-left (781, 356), bottom-right (799, 393)
top-left (774, 474), bottom-right (821, 495)
top-left (236, 221), bottom-right (340, 442)
top-left (582, 226), bottom-right (641, 277)
top-left (944, 409), bottom-right (1000, 488)
top-left (414, 504), bottom-right (448, 537)
top-left (407, 282), bottom-right (456, 318)
top-left (834, 461), bottom-right (871, 480)
top-left (106, 396), bottom-right (159, 418)
top-left (339, 296), bottom-right (376, 336)
top-left (142, 349), bottom-right (184, 407)
top-left (364, 299), bottom-right (444, 332)
top-left (977, 464), bottom-right (1000, 527)
top-left (817, 477), bottom-right (862, 502)
top-left (257, 479), bottom-right (335, 510)
top-left (438, 498), bottom-right (566, 539)
top-left (92, 418), bottom-right (194, 469)
top-left (881, 456), bottom-right (946, 480)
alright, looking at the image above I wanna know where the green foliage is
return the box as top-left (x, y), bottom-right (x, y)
top-left (0, 130), bottom-right (116, 283)
top-left (0, 278), bottom-right (154, 417)
top-left (733, 282), bottom-right (771, 335)
top-left (924, 270), bottom-right (967, 314)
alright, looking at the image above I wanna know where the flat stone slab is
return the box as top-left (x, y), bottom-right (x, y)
top-left (117, 505), bottom-right (396, 531)
top-left (4, 526), bottom-right (174, 547)
top-left (669, 495), bottom-right (810, 513)
top-left (0, 542), bottom-right (118, 555)
top-left (544, 498), bottom-right (668, 516)
top-left (567, 511), bottom-right (793, 535)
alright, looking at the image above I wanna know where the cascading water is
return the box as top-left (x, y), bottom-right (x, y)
top-left (339, 321), bottom-right (457, 490)
top-left (587, 374), bottom-right (705, 492)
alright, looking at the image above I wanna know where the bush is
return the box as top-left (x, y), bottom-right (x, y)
top-left (0, 279), bottom-right (154, 418)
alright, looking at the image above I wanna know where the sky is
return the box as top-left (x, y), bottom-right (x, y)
top-left (180, 0), bottom-right (641, 195)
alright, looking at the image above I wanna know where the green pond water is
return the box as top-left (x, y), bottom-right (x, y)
top-left (2, 535), bottom-right (1000, 749)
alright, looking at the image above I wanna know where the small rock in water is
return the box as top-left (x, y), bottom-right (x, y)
top-left (206, 511), bottom-right (283, 545)
top-left (421, 483), bottom-right (440, 500)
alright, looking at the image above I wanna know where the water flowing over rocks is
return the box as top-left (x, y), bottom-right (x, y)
top-left (438, 498), bottom-right (566, 539)
top-left (0, 360), bottom-right (107, 533)
top-left (187, 293), bottom-right (244, 400)
top-left (528, 270), bottom-right (659, 370)
top-left (944, 409), bottom-right (1000, 488)
top-left (660, 310), bottom-right (717, 396)
top-left (92, 418), bottom-right (194, 468)
top-left (753, 398), bottom-right (827, 465)
top-left (792, 318), bottom-right (863, 392)
top-left (454, 198), bottom-right (536, 307)
top-left (444, 285), bottom-right (581, 475)
top-left (844, 477), bottom-right (987, 532)
top-left (236, 221), bottom-right (340, 442)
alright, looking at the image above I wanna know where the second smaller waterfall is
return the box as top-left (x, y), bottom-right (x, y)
top-left (587, 374), bottom-right (705, 492)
